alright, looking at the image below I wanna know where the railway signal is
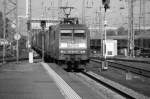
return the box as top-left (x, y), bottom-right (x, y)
top-left (101, 0), bottom-right (110, 70)
top-left (102, 0), bottom-right (110, 12)
top-left (40, 20), bottom-right (46, 29)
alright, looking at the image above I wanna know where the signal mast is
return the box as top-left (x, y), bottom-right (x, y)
top-left (101, 0), bottom-right (110, 70)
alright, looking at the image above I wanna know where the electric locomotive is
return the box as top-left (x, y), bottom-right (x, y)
top-left (31, 17), bottom-right (90, 70)
top-left (45, 18), bottom-right (90, 69)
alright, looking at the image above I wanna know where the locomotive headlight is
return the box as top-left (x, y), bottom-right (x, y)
top-left (60, 50), bottom-right (66, 53)
top-left (78, 43), bottom-right (87, 48)
top-left (60, 43), bottom-right (67, 48)
top-left (80, 50), bottom-right (86, 54)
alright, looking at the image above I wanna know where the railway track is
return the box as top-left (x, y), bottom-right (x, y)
top-left (78, 71), bottom-right (135, 99)
top-left (58, 63), bottom-right (130, 99)
top-left (91, 59), bottom-right (150, 78)
top-left (90, 56), bottom-right (150, 64)
top-left (58, 62), bottom-right (147, 99)
top-left (72, 70), bottom-right (149, 99)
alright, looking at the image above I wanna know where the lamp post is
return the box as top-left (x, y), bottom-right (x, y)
top-left (26, 0), bottom-right (32, 63)
top-left (128, 0), bottom-right (135, 58)
top-left (41, 20), bottom-right (46, 62)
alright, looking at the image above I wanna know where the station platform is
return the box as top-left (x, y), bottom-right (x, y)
top-left (0, 60), bottom-right (107, 99)
top-left (0, 61), bottom-right (66, 99)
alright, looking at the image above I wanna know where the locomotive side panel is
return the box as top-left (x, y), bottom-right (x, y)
top-left (86, 25), bottom-right (90, 58)
top-left (53, 26), bottom-right (60, 59)
top-left (49, 26), bottom-right (55, 58)
top-left (45, 30), bottom-right (50, 54)
top-left (37, 31), bottom-right (42, 52)
top-left (49, 26), bottom-right (60, 60)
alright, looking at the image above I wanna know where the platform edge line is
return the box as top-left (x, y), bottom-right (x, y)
top-left (41, 62), bottom-right (82, 99)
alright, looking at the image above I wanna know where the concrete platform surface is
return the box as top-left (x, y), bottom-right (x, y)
top-left (0, 61), bottom-right (65, 99)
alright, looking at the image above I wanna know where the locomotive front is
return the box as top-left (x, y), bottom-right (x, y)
top-left (59, 24), bottom-right (90, 65)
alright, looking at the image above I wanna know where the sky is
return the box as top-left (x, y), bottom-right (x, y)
top-left (17, 0), bottom-right (150, 28)
top-left (0, 0), bottom-right (150, 28)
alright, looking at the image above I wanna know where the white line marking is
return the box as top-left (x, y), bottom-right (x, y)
top-left (41, 62), bottom-right (82, 99)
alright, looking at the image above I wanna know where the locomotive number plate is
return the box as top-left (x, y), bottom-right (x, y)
top-left (67, 43), bottom-right (79, 48)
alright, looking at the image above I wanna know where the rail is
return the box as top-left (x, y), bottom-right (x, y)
top-left (80, 71), bottom-right (136, 99)
top-left (90, 59), bottom-right (150, 78)
top-left (90, 56), bottom-right (150, 64)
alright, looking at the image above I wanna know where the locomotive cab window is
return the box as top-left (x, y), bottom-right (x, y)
top-left (74, 30), bottom-right (86, 38)
top-left (61, 33), bottom-right (72, 37)
top-left (60, 30), bottom-right (72, 39)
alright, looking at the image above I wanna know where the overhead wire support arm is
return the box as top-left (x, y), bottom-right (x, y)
top-left (8, 0), bottom-right (16, 5)
top-left (6, 7), bottom-right (16, 15)
top-left (2, 0), bottom-right (18, 63)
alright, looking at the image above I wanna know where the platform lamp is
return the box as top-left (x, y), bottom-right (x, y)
top-left (27, 20), bottom-right (34, 63)
top-left (40, 20), bottom-right (46, 62)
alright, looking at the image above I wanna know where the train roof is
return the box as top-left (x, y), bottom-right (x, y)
top-left (49, 23), bottom-right (88, 30)
top-left (49, 17), bottom-right (88, 30)
top-left (59, 24), bottom-right (87, 29)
